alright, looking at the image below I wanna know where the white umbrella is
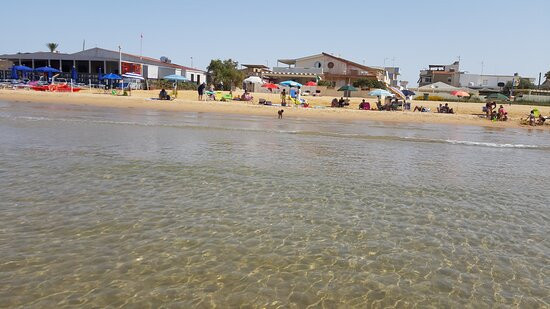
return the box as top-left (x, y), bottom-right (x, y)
top-left (122, 72), bottom-right (144, 80)
top-left (243, 76), bottom-right (263, 84)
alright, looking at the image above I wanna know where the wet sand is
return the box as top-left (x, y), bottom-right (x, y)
top-left (1, 89), bottom-right (548, 129)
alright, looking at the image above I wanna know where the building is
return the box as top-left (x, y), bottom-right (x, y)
top-left (384, 67), bottom-right (400, 87)
top-left (459, 73), bottom-right (535, 89)
top-left (0, 47), bottom-right (206, 84)
top-left (264, 53), bottom-right (385, 87)
top-left (418, 61), bottom-right (461, 87)
top-left (240, 64), bottom-right (271, 77)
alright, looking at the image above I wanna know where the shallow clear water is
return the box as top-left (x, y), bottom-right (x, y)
top-left (0, 101), bottom-right (549, 308)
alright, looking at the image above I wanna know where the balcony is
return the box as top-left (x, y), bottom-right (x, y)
top-left (272, 67), bottom-right (323, 74)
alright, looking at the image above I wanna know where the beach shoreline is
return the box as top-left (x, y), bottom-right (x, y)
top-left (1, 89), bottom-right (548, 130)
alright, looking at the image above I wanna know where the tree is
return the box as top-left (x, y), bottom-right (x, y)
top-left (352, 78), bottom-right (387, 90)
top-left (545, 71), bottom-right (550, 80)
top-left (206, 59), bottom-right (244, 91)
top-left (502, 77), bottom-right (536, 94)
top-left (46, 43), bottom-right (59, 53)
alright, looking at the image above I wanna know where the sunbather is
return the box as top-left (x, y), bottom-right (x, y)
top-left (497, 105), bottom-right (508, 121)
top-left (359, 99), bottom-right (370, 110)
top-left (331, 98), bottom-right (339, 107)
top-left (413, 105), bottom-right (429, 112)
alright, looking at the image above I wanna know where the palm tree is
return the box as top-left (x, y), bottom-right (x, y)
top-left (46, 43), bottom-right (59, 53)
top-left (545, 71), bottom-right (550, 81)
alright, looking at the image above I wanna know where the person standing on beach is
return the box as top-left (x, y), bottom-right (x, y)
top-left (281, 89), bottom-right (287, 106)
top-left (198, 82), bottom-right (206, 101)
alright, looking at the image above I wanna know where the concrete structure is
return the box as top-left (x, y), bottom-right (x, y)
top-left (384, 67), bottom-right (400, 87)
top-left (418, 61), bottom-right (461, 87)
top-left (460, 73), bottom-right (536, 89)
top-left (0, 47), bottom-right (206, 84)
top-left (240, 64), bottom-right (271, 77)
top-left (266, 53), bottom-right (385, 87)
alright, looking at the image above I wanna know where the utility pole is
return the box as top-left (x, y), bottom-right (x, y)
top-left (118, 46), bottom-right (122, 75)
top-left (538, 72), bottom-right (542, 89)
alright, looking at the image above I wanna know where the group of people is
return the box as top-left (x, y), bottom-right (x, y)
top-left (437, 103), bottom-right (454, 114)
top-left (331, 97), bottom-right (350, 108)
top-left (484, 102), bottom-right (508, 121)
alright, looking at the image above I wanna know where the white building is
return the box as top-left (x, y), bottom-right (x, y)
top-left (459, 74), bottom-right (535, 89)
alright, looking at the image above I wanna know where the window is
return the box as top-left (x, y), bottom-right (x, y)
top-left (425, 78), bottom-right (431, 82)
top-left (327, 62), bottom-right (334, 69)
top-left (448, 78), bottom-right (452, 82)
top-left (191, 74), bottom-right (194, 82)
top-left (314, 61), bottom-right (321, 68)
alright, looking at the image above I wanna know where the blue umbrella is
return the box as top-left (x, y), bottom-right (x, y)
top-left (98, 67), bottom-right (103, 81)
top-left (369, 89), bottom-right (393, 97)
top-left (13, 65), bottom-right (33, 72)
top-left (10, 66), bottom-right (18, 79)
top-left (402, 89), bottom-right (415, 96)
top-left (279, 80), bottom-right (302, 88)
top-left (102, 73), bottom-right (122, 80)
top-left (163, 74), bottom-right (188, 81)
top-left (71, 67), bottom-right (78, 81)
top-left (35, 66), bottom-right (61, 79)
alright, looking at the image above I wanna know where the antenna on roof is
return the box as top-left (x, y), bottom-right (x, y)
top-left (82, 39), bottom-right (85, 51)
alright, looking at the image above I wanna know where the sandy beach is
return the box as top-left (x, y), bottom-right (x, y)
top-left (1, 88), bottom-right (549, 129)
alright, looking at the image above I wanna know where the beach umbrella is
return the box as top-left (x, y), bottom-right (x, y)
top-left (102, 73), bottom-right (122, 80)
top-left (486, 93), bottom-right (509, 101)
top-left (163, 74), bottom-right (188, 81)
top-left (369, 89), bottom-right (393, 97)
top-left (13, 65), bottom-right (33, 72)
top-left (71, 67), bottom-right (78, 82)
top-left (279, 80), bottom-right (302, 88)
top-left (451, 90), bottom-right (470, 97)
top-left (261, 83), bottom-right (279, 89)
top-left (402, 89), bottom-right (415, 96)
top-left (338, 85), bottom-right (358, 101)
top-left (305, 81), bottom-right (317, 86)
top-left (122, 72), bottom-right (144, 80)
top-left (10, 66), bottom-right (18, 79)
top-left (35, 66), bottom-right (61, 79)
top-left (387, 86), bottom-right (406, 100)
top-left (163, 74), bottom-right (188, 98)
top-left (243, 76), bottom-right (263, 84)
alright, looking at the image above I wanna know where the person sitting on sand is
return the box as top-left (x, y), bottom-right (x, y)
top-left (538, 114), bottom-right (546, 125)
top-left (437, 104), bottom-right (443, 113)
top-left (497, 105), bottom-right (508, 121)
top-left (159, 88), bottom-right (170, 100)
top-left (241, 91), bottom-right (253, 101)
top-left (331, 98), bottom-right (339, 107)
top-left (529, 110), bottom-right (536, 126)
top-left (359, 99), bottom-right (370, 110)
top-left (338, 97), bottom-right (345, 108)
top-left (444, 103), bottom-right (454, 114)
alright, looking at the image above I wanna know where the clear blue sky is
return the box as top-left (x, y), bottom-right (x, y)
top-left (3, 0), bottom-right (549, 85)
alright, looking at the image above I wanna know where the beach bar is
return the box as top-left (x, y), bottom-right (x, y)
top-left (0, 47), bottom-right (205, 85)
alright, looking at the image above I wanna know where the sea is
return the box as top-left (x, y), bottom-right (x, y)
top-left (0, 100), bottom-right (548, 308)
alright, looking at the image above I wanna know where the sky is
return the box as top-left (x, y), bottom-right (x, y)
top-left (3, 0), bottom-right (549, 85)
